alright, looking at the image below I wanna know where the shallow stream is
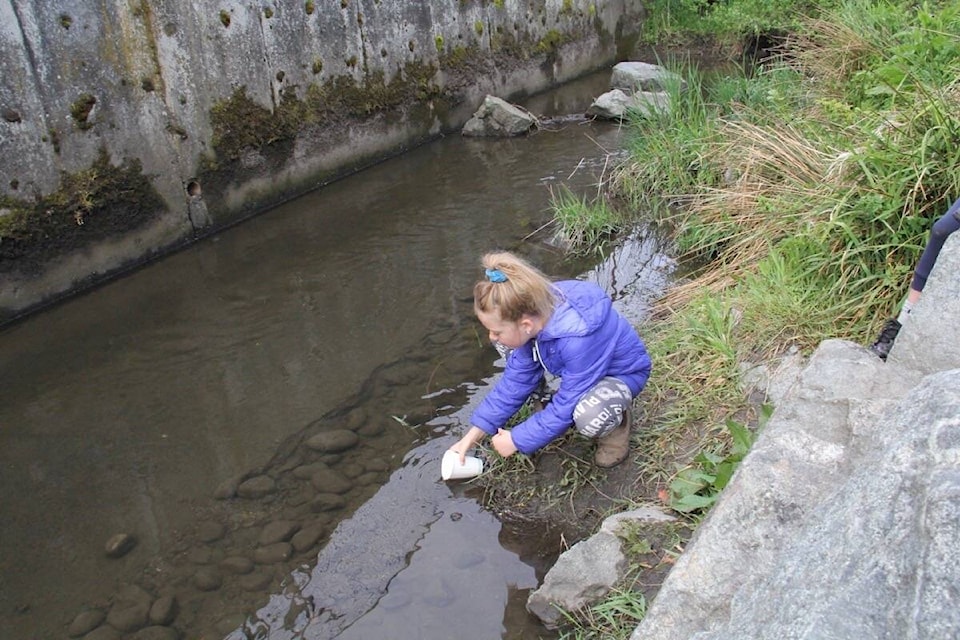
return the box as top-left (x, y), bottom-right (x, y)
top-left (0, 70), bottom-right (675, 639)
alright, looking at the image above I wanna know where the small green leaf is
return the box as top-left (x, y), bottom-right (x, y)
top-left (672, 493), bottom-right (716, 513)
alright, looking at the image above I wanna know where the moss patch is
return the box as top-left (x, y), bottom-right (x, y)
top-left (0, 148), bottom-right (165, 274)
top-left (70, 93), bottom-right (97, 130)
top-left (209, 87), bottom-right (305, 163)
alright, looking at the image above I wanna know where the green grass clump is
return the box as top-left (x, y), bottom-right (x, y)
top-left (549, 185), bottom-right (623, 254)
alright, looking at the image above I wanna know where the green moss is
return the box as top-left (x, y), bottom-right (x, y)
top-left (311, 58), bottom-right (323, 74)
top-left (303, 60), bottom-right (441, 121)
top-left (264, 7), bottom-right (273, 19)
top-left (536, 29), bottom-right (567, 55)
top-left (345, 55), bottom-right (358, 67)
top-left (560, 0), bottom-right (574, 15)
top-left (340, 0), bottom-right (347, 8)
top-left (219, 9), bottom-right (230, 27)
top-left (209, 87), bottom-right (304, 163)
top-left (435, 35), bottom-right (444, 53)
top-left (493, 0), bottom-right (504, 7)
top-left (474, 20), bottom-right (484, 36)
top-left (59, 14), bottom-right (72, 29)
top-left (305, 0), bottom-right (315, 14)
top-left (70, 94), bottom-right (97, 130)
top-left (0, 149), bottom-right (165, 269)
top-left (588, 3), bottom-right (596, 17)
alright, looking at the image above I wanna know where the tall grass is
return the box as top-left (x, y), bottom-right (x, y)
top-left (543, 3), bottom-right (960, 636)
top-left (608, 0), bottom-right (960, 488)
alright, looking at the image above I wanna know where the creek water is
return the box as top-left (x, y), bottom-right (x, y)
top-left (0, 70), bottom-right (675, 640)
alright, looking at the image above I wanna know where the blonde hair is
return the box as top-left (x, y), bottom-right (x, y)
top-left (474, 252), bottom-right (556, 322)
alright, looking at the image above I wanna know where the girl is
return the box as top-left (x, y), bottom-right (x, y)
top-left (450, 252), bottom-right (652, 468)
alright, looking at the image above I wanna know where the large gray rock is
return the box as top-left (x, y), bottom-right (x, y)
top-left (610, 61), bottom-right (686, 93)
top-left (690, 369), bottom-right (960, 640)
top-left (526, 507), bottom-right (675, 628)
top-left (462, 95), bottom-right (538, 137)
top-left (586, 89), bottom-right (670, 121)
top-left (629, 234), bottom-right (960, 640)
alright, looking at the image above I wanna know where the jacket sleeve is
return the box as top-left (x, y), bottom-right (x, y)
top-left (509, 333), bottom-right (616, 454)
top-left (470, 345), bottom-right (544, 435)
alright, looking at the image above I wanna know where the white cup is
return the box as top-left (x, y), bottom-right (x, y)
top-left (441, 450), bottom-right (483, 481)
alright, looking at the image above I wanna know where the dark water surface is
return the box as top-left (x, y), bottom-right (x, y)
top-left (0, 71), bottom-right (674, 639)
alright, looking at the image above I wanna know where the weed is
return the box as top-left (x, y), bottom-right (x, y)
top-left (668, 407), bottom-right (768, 513)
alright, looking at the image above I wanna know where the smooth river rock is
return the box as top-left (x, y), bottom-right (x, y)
top-left (68, 608), bottom-right (105, 637)
top-left (305, 430), bottom-right (359, 453)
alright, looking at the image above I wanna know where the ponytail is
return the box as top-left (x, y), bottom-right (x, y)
top-left (474, 252), bottom-right (556, 322)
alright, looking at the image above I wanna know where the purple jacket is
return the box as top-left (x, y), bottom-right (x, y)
top-left (470, 280), bottom-right (652, 454)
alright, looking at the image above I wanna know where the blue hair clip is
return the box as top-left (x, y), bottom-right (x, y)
top-left (485, 268), bottom-right (508, 283)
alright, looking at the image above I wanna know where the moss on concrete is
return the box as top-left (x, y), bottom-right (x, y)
top-left (209, 87), bottom-right (305, 163)
top-left (70, 94), bottom-right (97, 130)
top-left (0, 149), bottom-right (165, 273)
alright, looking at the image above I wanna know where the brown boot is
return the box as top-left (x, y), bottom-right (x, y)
top-left (594, 406), bottom-right (632, 468)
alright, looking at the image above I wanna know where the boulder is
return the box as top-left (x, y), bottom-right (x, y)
top-left (462, 95), bottom-right (538, 137)
top-left (586, 89), bottom-right (670, 121)
top-left (610, 61), bottom-right (686, 93)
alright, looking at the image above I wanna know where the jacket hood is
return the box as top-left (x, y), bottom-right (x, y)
top-left (540, 280), bottom-right (610, 340)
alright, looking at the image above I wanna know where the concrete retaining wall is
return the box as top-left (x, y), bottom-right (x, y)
top-left (0, 0), bottom-right (642, 322)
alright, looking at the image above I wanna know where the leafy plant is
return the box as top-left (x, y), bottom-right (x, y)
top-left (668, 405), bottom-right (770, 513)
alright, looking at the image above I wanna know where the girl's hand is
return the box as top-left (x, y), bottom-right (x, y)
top-left (492, 428), bottom-right (517, 458)
top-left (450, 426), bottom-right (487, 464)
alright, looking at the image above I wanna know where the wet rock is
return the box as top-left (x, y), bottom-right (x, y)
top-left (253, 542), bottom-right (292, 564)
top-left (281, 503), bottom-right (312, 520)
top-left (363, 458), bottom-right (390, 472)
top-left (309, 469), bottom-right (352, 494)
top-left (116, 584), bottom-right (153, 605)
top-left (356, 422), bottom-right (384, 437)
top-left (220, 555), bottom-right (255, 575)
top-left (130, 626), bottom-right (181, 640)
top-left (192, 567), bottom-right (223, 591)
top-left (68, 608), bottom-right (105, 637)
top-left (355, 471), bottom-right (381, 487)
top-left (196, 521), bottom-right (226, 543)
top-left (104, 533), bottom-right (137, 558)
top-left (310, 492), bottom-right (346, 512)
top-left (340, 463), bottom-right (365, 478)
top-left (291, 522), bottom-right (327, 553)
top-left (462, 95), bottom-right (538, 137)
top-left (342, 408), bottom-right (368, 431)
top-left (319, 453), bottom-right (343, 465)
top-left (83, 626), bottom-right (122, 640)
top-left (236, 475), bottom-right (276, 499)
top-left (212, 475), bottom-right (241, 500)
top-left (107, 601), bottom-right (151, 633)
top-left (239, 570), bottom-right (274, 592)
top-left (292, 462), bottom-right (328, 480)
top-left (305, 430), bottom-right (359, 453)
top-left (258, 520), bottom-right (301, 546)
top-left (185, 546), bottom-right (214, 565)
top-left (148, 596), bottom-right (178, 626)
top-left (285, 489), bottom-right (313, 506)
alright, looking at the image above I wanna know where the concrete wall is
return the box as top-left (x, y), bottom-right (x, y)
top-left (0, 0), bottom-right (643, 323)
